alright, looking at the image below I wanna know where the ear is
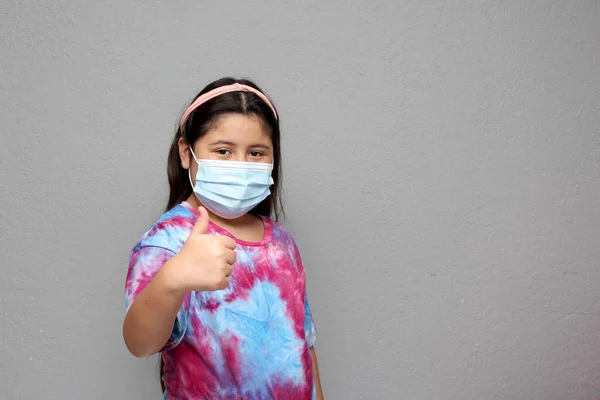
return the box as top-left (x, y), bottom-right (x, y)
top-left (178, 137), bottom-right (192, 169)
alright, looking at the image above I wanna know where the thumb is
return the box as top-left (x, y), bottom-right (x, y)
top-left (191, 206), bottom-right (210, 235)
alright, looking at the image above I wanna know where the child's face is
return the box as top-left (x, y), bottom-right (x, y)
top-left (179, 114), bottom-right (274, 172)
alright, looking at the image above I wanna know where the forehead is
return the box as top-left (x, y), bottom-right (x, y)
top-left (201, 114), bottom-right (271, 144)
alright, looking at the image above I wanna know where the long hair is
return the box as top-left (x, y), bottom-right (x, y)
top-left (160, 77), bottom-right (284, 393)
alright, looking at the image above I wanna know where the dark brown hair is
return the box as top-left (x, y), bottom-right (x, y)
top-left (160, 77), bottom-right (284, 392)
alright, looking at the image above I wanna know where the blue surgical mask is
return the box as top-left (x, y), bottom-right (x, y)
top-left (188, 147), bottom-right (274, 219)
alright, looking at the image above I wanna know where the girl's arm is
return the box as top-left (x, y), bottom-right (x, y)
top-left (311, 346), bottom-right (324, 399)
top-left (123, 259), bottom-right (186, 357)
top-left (124, 208), bottom-right (236, 357)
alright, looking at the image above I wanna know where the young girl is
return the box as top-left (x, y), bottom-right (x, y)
top-left (123, 77), bottom-right (324, 399)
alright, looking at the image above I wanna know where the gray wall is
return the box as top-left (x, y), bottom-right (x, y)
top-left (1, 1), bottom-right (599, 399)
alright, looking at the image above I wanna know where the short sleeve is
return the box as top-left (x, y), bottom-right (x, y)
top-left (283, 227), bottom-right (317, 348)
top-left (304, 287), bottom-right (317, 347)
top-left (125, 246), bottom-right (190, 351)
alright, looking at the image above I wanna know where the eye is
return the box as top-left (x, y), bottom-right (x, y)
top-left (249, 151), bottom-right (263, 157)
top-left (216, 149), bottom-right (231, 156)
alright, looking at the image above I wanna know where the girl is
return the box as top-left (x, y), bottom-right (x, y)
top-left (123, 77), bottom-right (324, 400)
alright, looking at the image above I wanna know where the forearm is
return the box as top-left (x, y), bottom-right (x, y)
top-left (311, 346), bottom-right (324, 400)
top-left (123, 259), bottom-right (186, 357)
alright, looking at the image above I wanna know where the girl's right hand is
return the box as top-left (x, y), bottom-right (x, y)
top-left (170, 206), bottom-right (237, 292)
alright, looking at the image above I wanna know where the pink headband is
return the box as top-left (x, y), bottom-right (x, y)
top-left (179, 83), bottom-right (278, 130)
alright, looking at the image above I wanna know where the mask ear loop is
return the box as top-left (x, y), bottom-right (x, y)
top-left (188, 170), bottom-right (195, 189)
top-left (188, 146), bottom-right (200, 189)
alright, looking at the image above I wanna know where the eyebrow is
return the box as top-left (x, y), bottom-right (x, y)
top-left (208, 140), bottom-right (236, 146)
top-left (208, 140), bottom-right (272, 150)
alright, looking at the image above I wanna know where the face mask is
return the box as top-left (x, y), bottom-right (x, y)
top-left (188, 147), bottom-right (274, 219)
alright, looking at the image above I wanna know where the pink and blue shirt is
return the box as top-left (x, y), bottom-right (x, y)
top-left (125, 202), bottom-right (317, 399)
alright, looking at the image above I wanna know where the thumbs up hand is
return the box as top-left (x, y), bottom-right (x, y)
top-left (171, 207), bottom-right (237, 292)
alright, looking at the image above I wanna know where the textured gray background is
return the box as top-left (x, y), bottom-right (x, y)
top-left (1, 1), bottom-right (600, 399)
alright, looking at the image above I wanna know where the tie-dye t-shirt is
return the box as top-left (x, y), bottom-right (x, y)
top-left (125, 201), bottom-right (317, 400)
